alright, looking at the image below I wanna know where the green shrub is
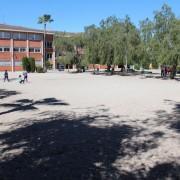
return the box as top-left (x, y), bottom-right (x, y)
top-left (45, 60), bottom-right (52, 69)
top-left (134, 64), bottom-right (140, 70)
top-left (22, 57), bottom-right (31, 72)
top-left (22, 57), bottom-right (36, 72)
top-left (36, 66), bottom-right (44, 73)
top-left (29, 57), bottom-right (36, 72)
top-left (142, 63), bottom-right (149, 69)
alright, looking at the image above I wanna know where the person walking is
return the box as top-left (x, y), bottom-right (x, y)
top-left (23, 71), bottom-right (28, 82)
top-left (4, 70), bottom-right (9, 82)
top-left (165, 66), bottom-right (168, 77)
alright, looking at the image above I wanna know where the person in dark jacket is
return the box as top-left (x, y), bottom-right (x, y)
top-left (23, 71), bottom-right (28, 82)
top-left (4, 70), bottom-right (9, 82)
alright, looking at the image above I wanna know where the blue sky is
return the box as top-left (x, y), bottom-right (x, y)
top-left (0, 0), bottom-right (179, 32)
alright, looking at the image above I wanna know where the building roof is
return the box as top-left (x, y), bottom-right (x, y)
top-left (0, 24), bottom-right (54, 34)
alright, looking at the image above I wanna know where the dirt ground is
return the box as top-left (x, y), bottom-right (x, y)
top-left (0, 72), bottom-right (179, 180)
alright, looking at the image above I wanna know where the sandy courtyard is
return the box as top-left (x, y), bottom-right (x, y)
top-left (0, 72), bottom-right (180, 179)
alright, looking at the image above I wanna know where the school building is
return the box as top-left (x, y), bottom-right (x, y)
top-left (0, 24), bottom-right (55, 71)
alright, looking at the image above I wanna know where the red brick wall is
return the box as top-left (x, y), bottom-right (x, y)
top-left (14, 66), bottom-right (23, 71)
top-left (100, 65), bottom-right (108, 69)
top-left (0, 39), bottom-right (11, 46)
top-left (0, 52), bottom-right (11, 60)
top-left (29, 41), bottom-right (41, 47)
top-left (14, 53), bottom-right (27, 60)
top-left (0, 33), bottom-right (54, 71)
top-left (88, 64), bottom-right (107, 69)
top-left (14, 40), bottom-right (26, 47)
top-left (0, 66), bottom-right (11, 71)
top-left (29, 53), bottom-right (42, 60)
top-left (0, 39), bottom-right (11, 71)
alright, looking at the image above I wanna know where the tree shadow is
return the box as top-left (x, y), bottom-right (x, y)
top-left (0, 102), bottom-right (179, 179)
top-left (0, 112), bottom-right (138, 180)
top-left (0, 98), bottom-right (69, 116)
top-left (170, 103), bottom-right (180, 132)
top-left (155, 100), bottom-right (180, 133)
top-left (0, 89), bottom-right (20, 100)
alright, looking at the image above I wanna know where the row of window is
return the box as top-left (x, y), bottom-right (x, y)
top-left (29, 48), bottom-right (41, 53)
top-left (0, 60), bottom-right (42, 66)
top-left (0, 47), bottom-right (10, 52)
top-left (0, 47), bottom-right (41, 53)
top-left (14, 47), bottom-right (41, 53)
top-left (46, 53), bottom-right (52, 60)
top-left (0, 31), bottom-right (43, 40)
top-left (13, 47), bottom-right (26, 52)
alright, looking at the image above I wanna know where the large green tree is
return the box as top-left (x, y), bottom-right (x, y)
top-left (53, 3), bottom-right (179, 77)
top-left (84, 16), bottom-right (140, 70)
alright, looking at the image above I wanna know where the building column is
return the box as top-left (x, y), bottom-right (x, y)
top-left (26, 33), bottom-right (29, 58)
top-left (41, 40), bottom-right (44, 68)
top-left (52, 46), bottom-right (56, 70)
top-left (10, 38), bottom-right (14, 72)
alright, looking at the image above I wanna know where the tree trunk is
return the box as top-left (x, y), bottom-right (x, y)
top-left (170, 65), bottom-right (176, 79)
top-left (43, 23), bottom-right (47, 71)
top-left (93, 64), bottom-right (95, 74)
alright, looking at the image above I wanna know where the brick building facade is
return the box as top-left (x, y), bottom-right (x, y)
top-left (0, 24), bottom-right (55, 71)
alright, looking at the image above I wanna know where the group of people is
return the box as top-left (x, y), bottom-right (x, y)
top-left (18, 71), bottom-right (28, 84)
top-left (161, 65), bottom-right (177, 78)
top-left (161, 65), bottom-right (169, 77)
top-left (3, 70), bottom-right (28, 84)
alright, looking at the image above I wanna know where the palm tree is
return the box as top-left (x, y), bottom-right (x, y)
top-left (38, 14), bottom-right (54, 70)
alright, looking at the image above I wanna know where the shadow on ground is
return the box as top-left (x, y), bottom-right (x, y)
top-left (0, 107), bottom-right (179, 179)
top-left (0, 98), bottom-right (69, 116)
top-left (0, 90), bottom-right (180, 179)
top-left (156, 100), bottom-right (180, 133)
top-left (0, 112), bottom-right (136, 180)
top-left (0, 89), bottom-right (20, 100)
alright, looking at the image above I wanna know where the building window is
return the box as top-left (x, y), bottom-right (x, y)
top-left (28, 34), bottom-right (35, 40)
top-left (46, 53), bottom-right (52, 60)
top-left (45, 41), bottom-right (53, 48)
top-left (4, 47), bottom-right (10, 52)
top-left (28, 34), bottom-right (42, 41)
top-left (13, 47), bottom-right (27, 52)
top-left (35, 48), bottom-right (41, 52)
top-left (35, 34), bottom-right (42, 40)
top-left (13, 48), bottom-right (19, 52)
top-left (0, 47), bottom-right (10, 52)
top-left (0, 31), bottom-right (11, 39)
top-left (29, 47), bottom-right (41, 53)
top-left (29, 48), bottom-right (34, 52)
top-left (19, 33), bottom-right (26, 40)
top-left (13, 32), bottom-right (27, 40)
top-left (13, 33), bottom-right (19, 39)
top-left (20, 48), bottom-right (26, 52)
